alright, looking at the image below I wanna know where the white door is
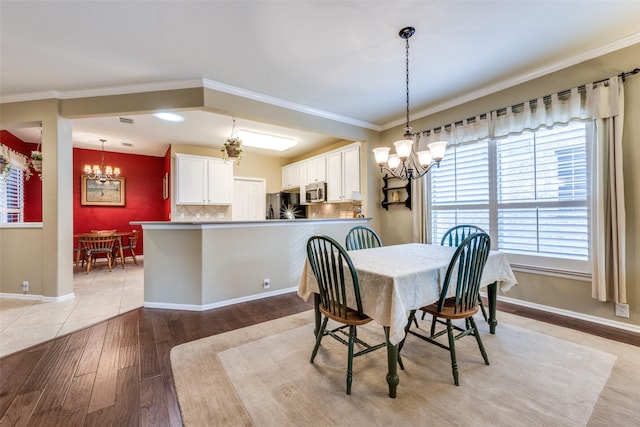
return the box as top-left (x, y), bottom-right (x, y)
top-left (233, 177), bottom-right (266, 220)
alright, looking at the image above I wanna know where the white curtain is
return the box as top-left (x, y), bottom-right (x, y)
top-left (590, 77), bottom-right (626, 302)
top-left (0, 144), bottom-right (27, 168)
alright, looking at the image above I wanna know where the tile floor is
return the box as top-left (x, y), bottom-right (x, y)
top-left (0, 260), bottom-right (144, 358)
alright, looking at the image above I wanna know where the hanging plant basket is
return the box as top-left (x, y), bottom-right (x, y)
top-left (221, 137), bottom-right (243, 165)
top-left (221, 117), bottom-right (243, 165)
top-left (31, 159), bottom-right (43, 172)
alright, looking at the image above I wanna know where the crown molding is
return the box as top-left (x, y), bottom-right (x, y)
top-left (381, 32), bottom-right (640, 131)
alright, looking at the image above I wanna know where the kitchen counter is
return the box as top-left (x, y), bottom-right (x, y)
top-left (134, 217), bottom-right (370, 310)
top-left (132, 217), bottom-right (369, 227)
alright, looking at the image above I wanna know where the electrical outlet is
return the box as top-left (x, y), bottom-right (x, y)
top-left (263, 278), bottom-right (271, 289)
top-left (21, 281), bottom-right (29, 292)
top-left (615, 303), bottom-right (630, 318)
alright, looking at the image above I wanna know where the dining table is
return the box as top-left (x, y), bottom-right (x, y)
top-left (297, 242), bottom-right (518, 398)
top-left (74, 231), bottom-right (134, 269)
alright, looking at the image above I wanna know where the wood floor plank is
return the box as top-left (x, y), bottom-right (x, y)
top-left (74, 322), bottom-right (108, 377)
top-left (139, 312), bottom-right (160, 379)
top-left (19, 336), bottom-right (70, 394)
top-left (60, 372), bottom-right (95, 427)
top-left (31, 348), bottom-right (83, 414)
top-left (139, 375), bottom-right (170, 427)
top-left (86, 317), bottom-right (122, 413)
top-left (112, 365), bottom-right (140, 427)
top-left (0, 347), bottom-right (46, 417)
top-left (0, 390), bottom-right (41, 427)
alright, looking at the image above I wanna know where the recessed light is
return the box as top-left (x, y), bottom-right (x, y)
top-left (237, 130), bottom-right (297, 151)
top-left (153, 112), bottom-right (184, 122)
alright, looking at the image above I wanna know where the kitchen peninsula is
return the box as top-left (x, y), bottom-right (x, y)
top-left (134, 218), bottom-right (369, 310)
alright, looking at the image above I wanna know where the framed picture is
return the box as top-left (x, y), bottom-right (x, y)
top-left (162, 172), bottom-right (169, 200)
top-left (81, 176), bottom-right (126, 206)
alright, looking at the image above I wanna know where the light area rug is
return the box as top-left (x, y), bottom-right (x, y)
top-left (170, 311), bottom-right (640, 426)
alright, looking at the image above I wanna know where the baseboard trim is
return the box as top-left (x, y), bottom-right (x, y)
top-left (0, 292), bottom-right (75, 302)
top-left (144, 286), bottom-right (298, 311)
top-left (495, 294), bottom-right (640, 334)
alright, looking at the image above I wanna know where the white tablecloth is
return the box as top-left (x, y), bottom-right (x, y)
top-left (298, 243), bottom-right (517, 345)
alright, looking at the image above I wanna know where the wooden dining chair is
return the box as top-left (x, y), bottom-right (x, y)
top-left (345, 225), bottom-right (382, 251)
top-left (90, 229), bottom-right (116, 235)
top-left (440, 225), bottom-right (488, 322)
top-left (306, 234), bottom-right (387, 394)
top-left (401, 232), bottom-right (491, 386)
top-left (114, 230), bottom-right (139, 266)
top-left (82, 234), bottom-right (118, 273)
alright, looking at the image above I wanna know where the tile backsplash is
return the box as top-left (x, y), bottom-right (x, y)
top-left (174, 205), bottom-right (230, 221)
top-left (307, 202), bottom-right (358, 219)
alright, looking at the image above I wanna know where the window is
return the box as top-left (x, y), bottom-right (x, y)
top-left (0, 164), bottom-right (25, 223)
top-left (429, 121), bottom-right (590, 275)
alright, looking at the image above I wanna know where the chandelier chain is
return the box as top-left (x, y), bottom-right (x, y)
top-left (405, 34), bottom-right (410, 132)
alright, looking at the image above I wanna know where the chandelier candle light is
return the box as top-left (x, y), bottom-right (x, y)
top-left (83, 139), bottom-right (121, 183)
top-left (372, 26), bottom-right (447, 180)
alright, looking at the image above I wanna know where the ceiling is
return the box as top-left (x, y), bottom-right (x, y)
top-left (2, 1), bottom-right (640, 158)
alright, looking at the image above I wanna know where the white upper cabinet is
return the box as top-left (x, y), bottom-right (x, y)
top-left (207, 158), bottom-right (233, 204)
top-left (282, 142), bottom-right (360, 202)
top-left (325, 143), bottom-right (361, 202)
top-left (175, 154), bottom-right (233, 205)
top-left (306, 156), bottom-right (326, 184)
top-left (281, 162), bottom-right (302, 190)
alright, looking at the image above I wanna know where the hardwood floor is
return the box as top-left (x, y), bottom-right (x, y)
top-left (1, 293), bottom-right (638, 426)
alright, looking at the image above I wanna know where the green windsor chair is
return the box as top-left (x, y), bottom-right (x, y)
top-left (401, 232), bottom-right (492, 386)
top-left (306, 234), bottom-right (388, 394)
top-left (422, 224), bottom-right (489, 322)
top-left (345, 225), bottom-right (383, 251)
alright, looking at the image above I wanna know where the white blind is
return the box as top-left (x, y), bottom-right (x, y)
top-left (0, 166), bottom-right (25, 223)
top-left (430, 140), bottom-right (490, 243)
top-left (496, 122), bottom-right (588, 259)
top-left (429, 120), bottom-right (589, 272)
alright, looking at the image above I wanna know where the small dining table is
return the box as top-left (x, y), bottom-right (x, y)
top-left (74, 231), bottom-right (134, 269)
top-left (297, 243), bottom-right (518, 398)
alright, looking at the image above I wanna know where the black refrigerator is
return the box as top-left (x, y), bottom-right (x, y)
top-left (266, 192), bottom-right (307, 219)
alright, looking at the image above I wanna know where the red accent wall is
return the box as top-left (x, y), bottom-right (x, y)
top-left (0, 130), bottom-right (42, 222)
top-left (73, 148), bottom-right (166, 254)
top-left (2, 130), bottom-right (167, 255)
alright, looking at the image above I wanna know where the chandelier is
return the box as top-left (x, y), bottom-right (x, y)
top-left (83, 139), bottom-right (121, 183)
top-left (372, 26), bottom-right (447, 180)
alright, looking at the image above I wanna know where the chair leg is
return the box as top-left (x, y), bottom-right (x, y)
top-left (430, 315), bottom-right (437, 337)
top-left (478, 295), bottom-right (488, 322)
top-left (346, 325), bottom-right (355, 395)
top-left (446, 319), bottom-right (460, 386)
top-left (310, 317), bottom-right (328, 363)
top-left (469, 316), bottom-right (490, 365)
top-left (130, 249), bottom-right (138, 265)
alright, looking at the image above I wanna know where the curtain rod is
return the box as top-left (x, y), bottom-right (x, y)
top-left (420, 67), bottom-right (640, 134)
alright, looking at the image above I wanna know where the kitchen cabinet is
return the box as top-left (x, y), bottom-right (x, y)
top-left (175, 154), bottom-right (233, 204)
top-left (281, 162), bottom-right (303, 190)
top-left (326, 144), bottom-right (360, 202)
top-left (306, 156), bottom-right (326, 184)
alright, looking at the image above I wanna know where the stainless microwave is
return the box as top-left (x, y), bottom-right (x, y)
top-left (305, 182), bottom-right (326, 203)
